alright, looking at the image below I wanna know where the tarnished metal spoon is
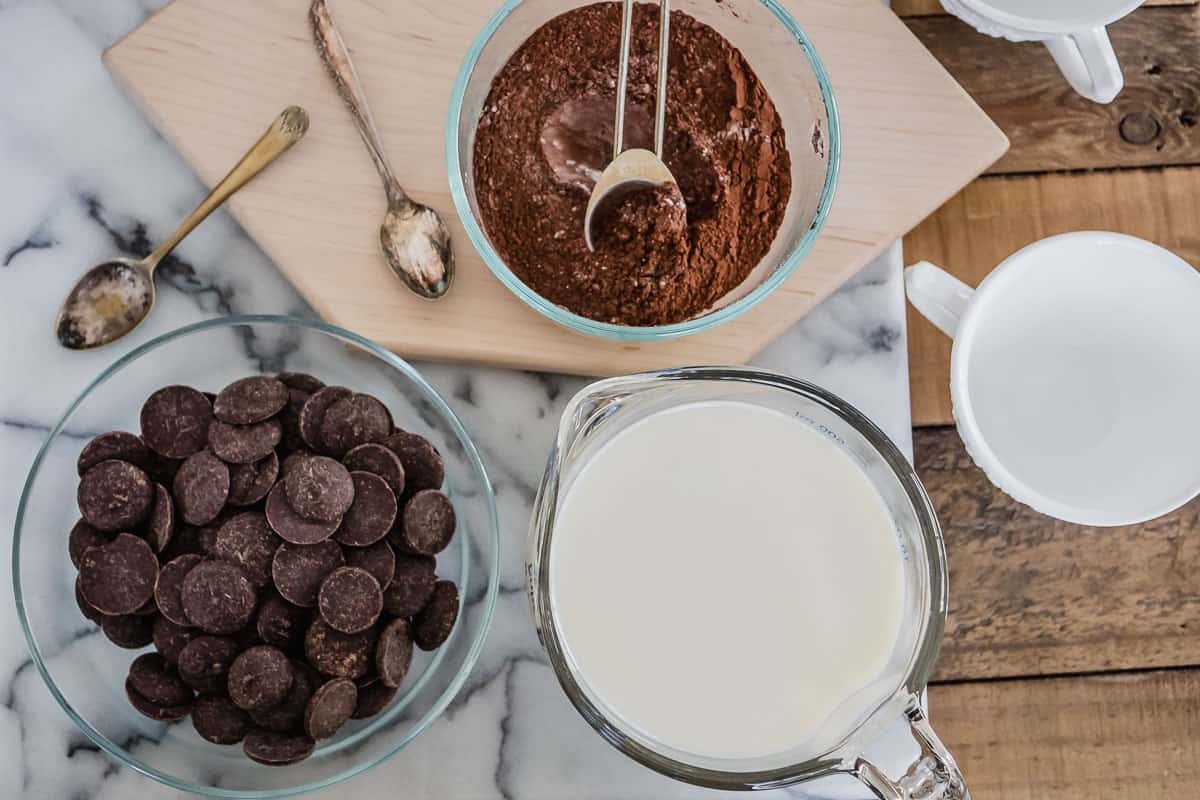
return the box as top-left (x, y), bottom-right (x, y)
top-left (310, 0), bottom-right (453, 299)
top-left (584, 0), bottom-right (682, 251)
top-left (55, 107), bottom-right (309, 350)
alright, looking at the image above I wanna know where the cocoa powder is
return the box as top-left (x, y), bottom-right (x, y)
top-left (472, 2), bottom-right (791, 326)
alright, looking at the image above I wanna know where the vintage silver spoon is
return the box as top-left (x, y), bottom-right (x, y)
top-left (584, 0), bottom-right (682, 251)
top-left (310, 0), bottom-right (453, 299)
top-left (55, 106), bottom-right (309, 350)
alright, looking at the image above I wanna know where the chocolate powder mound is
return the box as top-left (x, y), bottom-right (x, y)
top-left (472, 2), bottom-right (791, 326)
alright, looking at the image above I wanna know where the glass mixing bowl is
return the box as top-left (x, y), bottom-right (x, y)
top-left (13, 316), bottom-right (500, 798)
top-left (447, 0), bottom-right (840, 340)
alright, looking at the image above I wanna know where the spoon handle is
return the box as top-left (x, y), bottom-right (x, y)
top-left (612, 0), bottom-right (634, 159)
top-left (309, 0), bottom-right (410, 209)
top-left (655, 0), bottom-right (670, 158)
top-left (146, 107), bottom-right (308, 270)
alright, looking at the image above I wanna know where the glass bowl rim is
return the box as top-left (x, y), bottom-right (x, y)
top-left (528, 366), bottom-right (947, 790)
top-left (446, 0), bottom-right (842, 341)
top-left (12, 313), bottom-right (502, 798)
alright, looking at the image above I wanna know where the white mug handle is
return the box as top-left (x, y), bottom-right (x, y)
top-left (904, 262), bottom-right (974, 338)
top-left (1043, 27), bottom-right (1123, 104)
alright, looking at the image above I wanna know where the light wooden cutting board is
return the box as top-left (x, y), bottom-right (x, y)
top-left (104, 0), bottom-right (1007, 375)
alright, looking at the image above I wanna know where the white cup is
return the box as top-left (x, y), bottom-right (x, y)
top-left (906, 232), bottom-right (1200, 526)
top-left (941, 0), bottom-right (1143, 103)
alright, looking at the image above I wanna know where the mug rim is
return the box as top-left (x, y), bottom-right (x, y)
top-left (527, 366), bottom-right (948, 790)
top-left (948, 230), bottom-right (1200, 526)
top-left (955, 0), bottom-right (1143, 35)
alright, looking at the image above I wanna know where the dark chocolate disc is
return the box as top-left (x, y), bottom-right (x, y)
top-left (68, 519), bottom-right (108, 569)
top-left (344, 540), bottom-right (396, 590)
top-left (153, 616), bottom-right (197, 664)
top-left (352, 682), bottom-right (398, 719)
top-left (178, 635), bottom-right (239, 693)
top-left (303, 677), bottom-right (357, 740)
top-left (77, 431), bottom-right (149, 475)
top-left (212, 511), bottom-right (280, 589)
top-left (317, 567), bottom-right (383, 634)
top-left (265, 483), bottom-right (340, 545)
top-left (398, 489), bottom-right (456, 555)
top-left (140, 482), bottom-right (175, 553)
top-left (74, 577), bottom-right (105, 624)
top-left (304, 617), bottom-right (376, 679)
top-left (242, 729), bottom-right (315, 765)
top-left (381, 554), bottom-right (437, 618)
top-left (375, 618), bottom-right (414, 689)
top-left (298, 386), bottom-right (352, 452)
top-left (193, 694), bottom-right (252, 745)
top-left (125, 678), bottom-right (192, 722)
top-left (334, 472), bottom-right (397, 547)
top-left (343, 442), bottom-right (406, 497)
top-left (208, 417), bottom-right (283, 464)
top-left (180, 559), bottom-right (257, 634)
top-left (155, 553), bottom-right (203, 626)
top-left (383, 432), bottom-right (444, 496)
top-left (256, 591), bottom-right (309, 649)
top-left (213, 376), bottom-right (289, 425)
top-left (318, 394), bottom-right (392, 457)
top-left (77, 459), bottom-right (154, 532)
top-left (78, 533), bottom-right (159, 615)
top-left (413, 580), bottom-right (460, 651)
top-left (101, 614), bottom-right (155, 649)
top-left (227, 451), bottom-right (280, 507)
top-left (280, 450), bottom-right (315, 480)
top-left (249, 661), bottom-right (316, 733)
top-left (283, 455), bottom-right (354, 523)
top-left (228, 645), bottom-right (294, 711)
top-left (172, 450), bottom-right (231, 526)
top-left (277, 372), bottom-right (325, 394)
top-left (128, 652), bottom-right (194, 706)
top-left (271, 539), bottom-right (345, 608)
top-left (140, 385), bottom-right (213, 459)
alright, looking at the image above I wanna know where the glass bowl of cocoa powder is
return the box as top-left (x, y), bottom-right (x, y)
top-left (448, 0), bottom-right (838, 339)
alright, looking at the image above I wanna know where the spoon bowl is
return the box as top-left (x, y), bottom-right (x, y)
top-left (55, 257), bottom-right (156, 350)
top-left (583, 148), bottom-right (679, 251)
top-left (53, 106), bottom-right (308, 350)
top-left (380, 198), bottom-right (455, 299)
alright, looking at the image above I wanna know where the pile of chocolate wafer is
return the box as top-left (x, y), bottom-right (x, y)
top-left (71, 373), bottom-right (460, 765)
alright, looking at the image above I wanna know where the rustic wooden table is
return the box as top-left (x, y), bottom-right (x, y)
top-left (895, 1), bottom-right (1200, 796)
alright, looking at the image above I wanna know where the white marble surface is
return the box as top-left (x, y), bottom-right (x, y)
top-left (0, 1), bottom-right (914, 797)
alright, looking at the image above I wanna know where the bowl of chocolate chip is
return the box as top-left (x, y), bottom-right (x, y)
top-left (13, 315), bottom-right (500, 797)
top-left (449, 0), bottom-right (838, 338)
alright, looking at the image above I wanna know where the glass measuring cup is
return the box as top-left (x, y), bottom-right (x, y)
top-left (526, 367), bottom-right (968, 799)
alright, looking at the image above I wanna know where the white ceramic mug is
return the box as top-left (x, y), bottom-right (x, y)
top-left (941, 0), bottom-right (1143, 103)
top-left (906, 231), bottom-right (1200, 526)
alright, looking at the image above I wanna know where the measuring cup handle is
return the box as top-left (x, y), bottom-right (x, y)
top-left (854, 698), bottom-right (971, 800)
top-left (904, 261), bottom-right (974, 339)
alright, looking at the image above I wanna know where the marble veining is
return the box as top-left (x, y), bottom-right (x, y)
top-left (0, 1), bottom-right (913, 797)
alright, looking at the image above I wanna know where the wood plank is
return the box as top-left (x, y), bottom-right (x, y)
top-left (907, 5), bottom-right (1200, 174)
top-left (905, 166), bottom-right (1200, 427)
top-left (895, 0), bottom-right (1192, 17)
top-left (916, 426), bottom-right (1200, 681)
top-left (929, 669), bottom-right (1200, 800)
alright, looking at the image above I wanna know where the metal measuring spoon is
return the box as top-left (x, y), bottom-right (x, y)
top-left (310, 0), bottom-right (453, 300)
top-left (584, 0), bottom-right (682, 252)
top-left (55, 107), bottom-right (309, 351)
